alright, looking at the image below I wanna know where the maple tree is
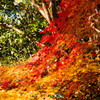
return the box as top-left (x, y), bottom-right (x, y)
top-left (0, 0), bottom-right (100, 100)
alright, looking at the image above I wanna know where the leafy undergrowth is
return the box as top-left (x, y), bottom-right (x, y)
top-left (0, 0), bottom-right (100, 100)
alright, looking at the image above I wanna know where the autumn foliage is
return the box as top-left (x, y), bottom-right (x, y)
top-left (0, 0), bottom-right (100, 100)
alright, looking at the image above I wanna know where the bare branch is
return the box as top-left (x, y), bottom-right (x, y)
top-left (31, 0), bottom-right (50, 24)
top-left (42, 2), bottom-right (51, 23)
top-left (49, 1), bottom-right (54, 20)
top-left (94, 28), bottom-right (100, 33)
top-left (0, 22), bottom-right (23, 33)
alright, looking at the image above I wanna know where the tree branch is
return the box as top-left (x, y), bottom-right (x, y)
top-left (49, 1), bottom-right (54, 20)
top-left (31, 0), bottom-right (50, 24)
top-left (42, 2), bottom-right (51, 23)
top-left (0, 22), bottom-right (23, 33)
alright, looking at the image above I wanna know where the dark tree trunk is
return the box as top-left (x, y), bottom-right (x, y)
top-left (51, 0), bottom-right (62, 19)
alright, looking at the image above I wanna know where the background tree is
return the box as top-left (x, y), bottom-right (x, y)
top-left (0, 0), bottom-right (48, 65)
